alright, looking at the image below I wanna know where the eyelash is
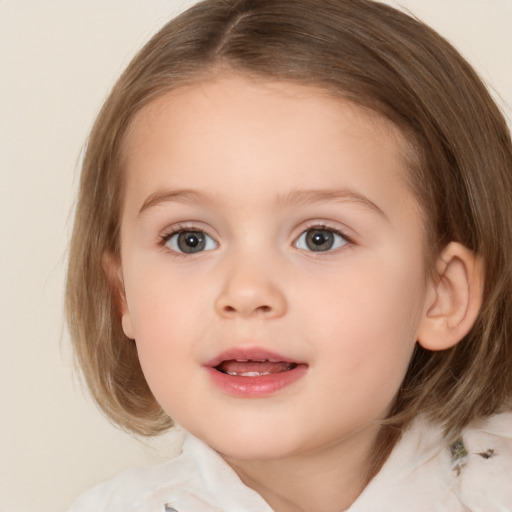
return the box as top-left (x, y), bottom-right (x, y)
top-left (158, 223), bottom-right (353, 254)
top-left (157, 224), bottom-right (217, 257)
top-left (301, 223), bottom-right (351, 240)
top-left (158, 224), bottom-right (207, 246)
top-left (294, 223), bottom-right (352, 251)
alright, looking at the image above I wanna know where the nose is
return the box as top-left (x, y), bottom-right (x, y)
top-left (214, 256), bottom-right (287, 319)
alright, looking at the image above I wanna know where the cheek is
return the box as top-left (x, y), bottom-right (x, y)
top-left (124, 255), bottom-right (205, 333)
top-left (308, 276), bottom-right (422, 427)
top-left (128, 296), bottom-right (196, 416)
top-left (304, 255), bottom-right (426, 378)
top-left (122, 265), bottom-right (191, 356)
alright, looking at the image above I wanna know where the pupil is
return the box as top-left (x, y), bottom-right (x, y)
top-left (312, 233), bottom-right (326, 245)
top-left (306, 229), bottom-right (334, 251)
top-left (178, 231), bottom-right (205, 253)
top-left (185, 234), bottom-right (199, 247)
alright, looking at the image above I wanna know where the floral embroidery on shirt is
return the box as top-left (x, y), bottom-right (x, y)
top-left (477, 448), bottom-right (496, 459)
top-left (450, 437), bottom-right (498, 477)
top-left (451, 439), bottom-right (468, 476)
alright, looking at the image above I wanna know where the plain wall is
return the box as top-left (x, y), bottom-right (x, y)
top-left (1, 1), bottom-right (510, 511)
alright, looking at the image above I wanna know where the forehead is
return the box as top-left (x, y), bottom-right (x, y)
top-left (125, 74), bottom-right (407, 151)
top-left (120, 74), bottom-right (417, 217)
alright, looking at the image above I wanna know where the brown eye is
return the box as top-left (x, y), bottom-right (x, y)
top-left (295, 228), bottom-right (347, 252)
top-left (166, 230), bottom-right (217, 254)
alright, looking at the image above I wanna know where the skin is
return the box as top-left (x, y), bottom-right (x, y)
top-left (117, 75), bottom-right (435, 511)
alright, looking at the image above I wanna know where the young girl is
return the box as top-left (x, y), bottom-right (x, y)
top-left (66, 0), bottom-right (512, 510)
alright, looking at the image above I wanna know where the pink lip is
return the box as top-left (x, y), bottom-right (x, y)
top-left (205, 347), bottom-right (301, 368)
top-left (204, 347), bottom-right (308, 398)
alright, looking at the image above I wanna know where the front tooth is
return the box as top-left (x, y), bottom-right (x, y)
top-left (226, 371), bottom-right (272, 377)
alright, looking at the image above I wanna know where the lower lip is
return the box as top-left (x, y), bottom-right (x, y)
top-left (204, 365), bottom-right (308, 398)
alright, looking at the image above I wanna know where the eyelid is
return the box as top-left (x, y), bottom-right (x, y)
top-left (293, 221), bottom-right (354, 243)
top-left (292, 221), bottom-right (355, 253)
top-left (158, 223), bottom-right (219, 252)
top-left (157, 220), bottom-right (354, 254)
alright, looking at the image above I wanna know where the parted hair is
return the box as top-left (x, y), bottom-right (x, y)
top-left (66, 0), bottom-right (512, 471)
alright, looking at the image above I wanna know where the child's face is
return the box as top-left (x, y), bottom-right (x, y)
top-left (117, 75), bottom-right (430, 462)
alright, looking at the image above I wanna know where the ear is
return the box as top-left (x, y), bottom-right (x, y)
top-left (417, 242), bottom-right (483, 351)
top-left (102, 252), bottom-right (135, 340)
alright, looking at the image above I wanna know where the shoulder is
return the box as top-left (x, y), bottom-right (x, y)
top-left (66, 448), bottom-right (193, 512)
top-left (453, 412), bottom-right (512, 509)
top-left (349, 412), bottom-right (512, 512)
top-left (67, 433), bottom-right (272, 512)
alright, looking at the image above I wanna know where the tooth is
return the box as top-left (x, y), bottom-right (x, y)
top-left (239, 371), bottom-right (272, 377)
top-left (225, 370), bottom-right (276, 377)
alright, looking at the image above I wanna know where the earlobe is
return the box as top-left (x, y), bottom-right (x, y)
top-left (417, 242), bottom-right (483, 351)
top-left (102, 252), bottom-right (135, 340)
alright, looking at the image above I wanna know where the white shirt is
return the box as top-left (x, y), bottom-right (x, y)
top-left (68, 413), bottom-right (512, 511)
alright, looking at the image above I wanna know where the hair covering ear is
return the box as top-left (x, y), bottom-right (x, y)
top-left (102, 252), bottom-right (135, 339)
top-left (417, 242), bottom-right (483, 351)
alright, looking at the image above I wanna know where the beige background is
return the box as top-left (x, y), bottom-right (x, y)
top-left (1, 1), bottom-right (511, 511)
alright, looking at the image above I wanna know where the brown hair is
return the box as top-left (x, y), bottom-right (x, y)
top-left (66, 0), bottom-right (512, 471)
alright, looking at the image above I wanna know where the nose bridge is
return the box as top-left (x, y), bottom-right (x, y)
top-left (214, 246), bottom-right (287, 319)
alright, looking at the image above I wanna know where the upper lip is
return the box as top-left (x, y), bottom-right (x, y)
top-left (204, 347), bottom-right (305, 368)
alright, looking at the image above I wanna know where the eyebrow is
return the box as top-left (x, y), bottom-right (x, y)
top-left (138, 188), bottom-right (217, 215)
top-left (138, 186), bottom-right (387, 220)
top-left (276, 188), bottom-right (388, 220)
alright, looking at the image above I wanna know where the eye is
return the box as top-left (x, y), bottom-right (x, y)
top-left (164, 230), bottom-right (218, 254)
top-left (294, 227), bottom-right (348, 252)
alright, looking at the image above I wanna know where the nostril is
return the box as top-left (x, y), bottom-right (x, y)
top-left (223, 305), bottom-right (272, 313)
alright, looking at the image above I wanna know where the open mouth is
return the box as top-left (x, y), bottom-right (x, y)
top-left (205, 348), bottom-right (307, 396)
top-left (215, 359), bottom-right (298, 377)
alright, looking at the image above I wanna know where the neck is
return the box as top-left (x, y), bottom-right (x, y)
top-left (224, 423), bottom-right (384, 512)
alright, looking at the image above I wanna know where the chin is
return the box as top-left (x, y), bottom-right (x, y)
top-left (197, 422), bottom-right (309, 462)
